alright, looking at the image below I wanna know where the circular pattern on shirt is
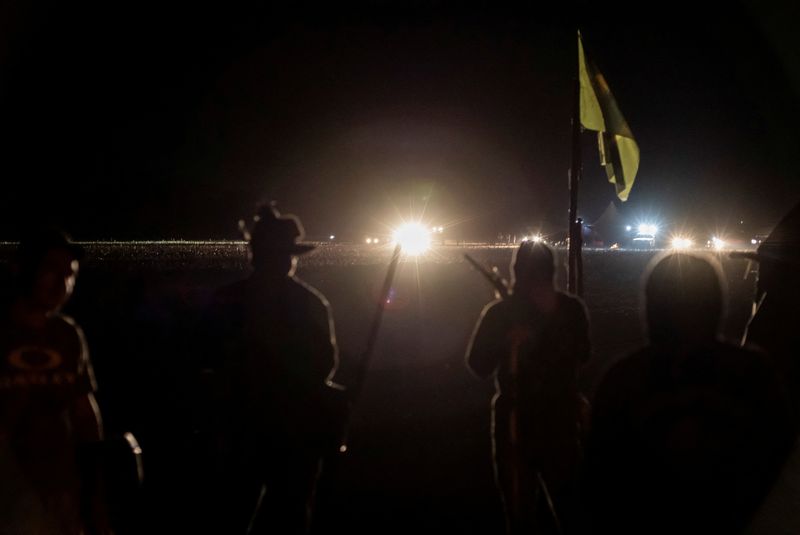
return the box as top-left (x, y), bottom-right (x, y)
top-left (7, 346), bottom-right (63, 371)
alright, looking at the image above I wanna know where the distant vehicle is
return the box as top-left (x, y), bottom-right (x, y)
top-left (632, 234), bottom-right (656, 248)
top-left (628, 223), bottom-right (658, 249)
top-left (750, 234), bottom-right (769, 248)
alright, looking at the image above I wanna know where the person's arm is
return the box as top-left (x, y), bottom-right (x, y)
top-left (306, 290), bottom-right (338, 384)
top-left (321, 306), bottom-right (339, 386)
top-left (70, 326), bottom-right (111, 535)
top-left (73, 392), bottom-right (103, 441)
top-left (71, 325), bottom-right (103, 442)
top-left (466, 301), bottom-right (505, 379)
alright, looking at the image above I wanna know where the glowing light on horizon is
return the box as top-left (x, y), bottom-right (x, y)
top-left (521, 235), bottom-right (544, 243)
top-left (392, 222), bottom-right (432, 255)
top-left (671, 236), bottom-right (694, 250)
top-left (711, 237), bottom-right (726, 250)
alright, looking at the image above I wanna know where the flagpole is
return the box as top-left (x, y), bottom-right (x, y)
top-left (568, 32), bottom-right (583, 297)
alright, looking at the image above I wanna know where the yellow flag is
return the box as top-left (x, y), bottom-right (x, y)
top-left (578, 32), bottom-right (640, 202)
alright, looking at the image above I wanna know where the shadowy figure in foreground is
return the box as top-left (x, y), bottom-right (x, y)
top-left (200, 203), bottom-right (338, 534)
top-left (737, 201), bottom-right (800, 423)
top-left (466, 242), bottom-right (591, 534)
top-left (733, 201), bottom-right (800, 533)
top-left (584, 252), bottom-right (793, 535)
top-left (0, 229), bottom-right (109, 534)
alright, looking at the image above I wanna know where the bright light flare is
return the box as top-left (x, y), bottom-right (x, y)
top-left (711, 237), bottom-right (726, 250)
top-left (392, 222), bottom-right (432, 255)
top-left (521, 235), bottom-right (544, 243)
top-left (671, 236), bottom-right (694, 250)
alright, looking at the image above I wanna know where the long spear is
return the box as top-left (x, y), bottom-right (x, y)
top-left (336, 243), bottom-right (403, 453)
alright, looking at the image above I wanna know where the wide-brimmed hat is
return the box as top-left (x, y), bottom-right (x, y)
top-left (239, 202), bottom-right (315, 255)
top-left (730, 201), bottom-right (800, 266)
top-left (17, 227), bottom-right (85, 266)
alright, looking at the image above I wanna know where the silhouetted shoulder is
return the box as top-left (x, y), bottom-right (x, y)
top-left (481, 298), bottom-right (513, 321)
top-left (711, 342), bottom-right (789, 400)
top-left (289, 276), bottom-right (332, 311)
top-left (556, 291), bottom-right (587, 314)
top-left (465, 298), bottom-right (510, 379)
top-left (713, 341), bottom-right (773, 374)
top-left (288, 277), bottom-right (338, 368)
top-left (555, 291), bottom-right (590, 325)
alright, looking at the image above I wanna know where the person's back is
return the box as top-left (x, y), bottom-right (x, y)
top-left (738, 202), bottom-right (800, 422)
top-left (199, 203), bottom-right (337, 535)
top-left (466, 242), bottom-right (591, 534)
top-left (731, 201), bottom-right (800, 533)
top-left (471, 292), bottom-right (588, 472)
top-left (584, 252), bottom-right (793, 535)
top-left (211, 273), bottom-right (336, 441)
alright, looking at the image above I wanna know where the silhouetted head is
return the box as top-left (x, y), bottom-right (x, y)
top-left (13, 228), bottom-right (84, 312)
top-left (732, 201), bottom-right (800, 300)
top-left (512, 241), bottom-right (555, 294)
top-left (643, 252), bottom-right (725, 346)
top-left (240, 202), bottom-right (315, 278)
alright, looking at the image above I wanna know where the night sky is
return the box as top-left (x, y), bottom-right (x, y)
top-left (1, 1), bottom-right (798, 240)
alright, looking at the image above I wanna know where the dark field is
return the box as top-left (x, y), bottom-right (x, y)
top-left (0, 243), bottom-right (759, 534)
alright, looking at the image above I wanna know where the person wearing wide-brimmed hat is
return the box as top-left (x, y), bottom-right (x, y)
top-left (732, 201), bottom-right (800, 421)
top-left (727, 202), bottom-right (800, 534)
top-left (199, 202), bottom-right (338, 534)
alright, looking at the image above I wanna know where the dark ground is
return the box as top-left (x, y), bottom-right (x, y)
top-left (0, 243), bottom-right (758, 534)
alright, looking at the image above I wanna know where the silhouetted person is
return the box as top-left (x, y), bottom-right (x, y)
top-left (466, 242), bottom-right (591, 534)
top-left (584, 252), bottom-right (793, 535)
top-left (737, 202), bottom-right (800, 423)
top-left (732, 201), bottom-right (800, 533)
top-left (0, 229), bottom-right (109, 534)
top-left (201, 203), bottom-right (338, 534)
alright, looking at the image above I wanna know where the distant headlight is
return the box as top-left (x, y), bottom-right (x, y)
top-left (671, 236), bottom-right (694, 250)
